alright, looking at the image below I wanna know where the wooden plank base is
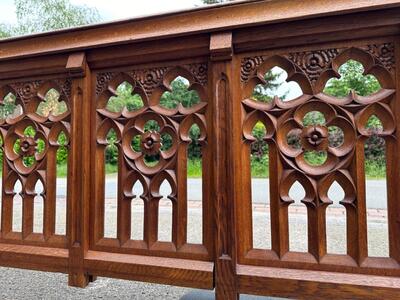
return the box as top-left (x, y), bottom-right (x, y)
top-left (84, 251), bottom-right (214, 290)
top-left (0, 244), bottom-right (68, 273)
top-left (237, 265), bottom-right (400, 299)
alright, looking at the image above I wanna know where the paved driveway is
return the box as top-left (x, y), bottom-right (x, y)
top-left (49, 177), bottom-right (388, 209)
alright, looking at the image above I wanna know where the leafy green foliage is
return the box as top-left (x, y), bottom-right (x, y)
top-left (13, 0), bottom-right (100, 35)
top-left (252, 69), bottom-right (287, 102)
top-left (160, 77), bottom-right (200, 109)
top-left (324, 60), bottom-right (381, 97)
top-left (106, 82), bottom-right (144, 113)
top-left (37, 88), bottom-right (67, 117)
top-left (0, 93), bottom-right (19, 119)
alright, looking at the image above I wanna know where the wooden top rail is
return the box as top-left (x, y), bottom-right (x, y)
top-left (0, 0), bottom-right (399, 61)
top-left (0, 1), bottom-right (400, 299)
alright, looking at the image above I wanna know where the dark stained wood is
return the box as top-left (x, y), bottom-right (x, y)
top-left (0, 1), bottom-right (399, 60)
top-left (0, 243), bottom-right (68, 273)
top-left (210, 32), bottom-right (238, 300)
top-left (84, 251), bottom-right (214, 289)
top-left (0, 1), bottom-right (398, 300)
top-left (237, 264), bottom-right (400, 299)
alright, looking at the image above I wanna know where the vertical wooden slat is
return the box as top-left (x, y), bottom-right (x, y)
top-left (270, 144), bottom-right (287, 258)
top-left (238, 143), bottom-right (253, 256)
top-left (176, 144), bottom-right (188, 248)
top-left (348, 138), bottom-right (368, 263)
top-left (144, 199), bottom-right (159, 248)
top-left (44, 147), bottom-right (57, 239)
top-left (117, 149), bottom-right (130, 245)
top-left (22, 192), bottom-right (33, 238)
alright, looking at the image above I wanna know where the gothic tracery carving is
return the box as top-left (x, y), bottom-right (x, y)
top-left (241, 46), bottom-right (395, 242)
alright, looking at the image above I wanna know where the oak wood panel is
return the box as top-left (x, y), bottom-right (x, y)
top-left (0, 2), bottom-right (398, 300)
top-left (0, 1), bottom-right (399, 60)
top-left (234, 8), bottom-right (400, 52)
top-left (0, 244), bottom-right (68, 273)
top-left (84, 250), bottom-right (214, 289)
top-left (237, 264), bottom-right (400, 299)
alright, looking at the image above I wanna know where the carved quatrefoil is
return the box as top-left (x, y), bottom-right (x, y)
top-left (277, 100), bottom-right (356, 176)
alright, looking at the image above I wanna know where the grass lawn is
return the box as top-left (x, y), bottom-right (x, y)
top-left (53, 159), bottom-right (386, 179)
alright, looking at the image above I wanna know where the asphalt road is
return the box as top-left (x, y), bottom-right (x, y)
top-left (49, 177), bottom-right (388, 209)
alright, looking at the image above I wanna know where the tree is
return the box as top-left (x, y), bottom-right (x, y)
top-left (1, 0), bottom-right (100, 37)
top-left (324, 60), bottom-right (381, 97)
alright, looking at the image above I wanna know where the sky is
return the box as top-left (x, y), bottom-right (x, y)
top-left (0, 0), bottom-right (206, 25)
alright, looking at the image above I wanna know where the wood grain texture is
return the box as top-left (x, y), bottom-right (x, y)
top-left (237, 265), bottom-right (400, 299)
top-left (84, 251), bottom-right (213, 289)
top-left (0, 2), bottom-right (398, 300)
top-left (0, 1), bottom-right (399, 60)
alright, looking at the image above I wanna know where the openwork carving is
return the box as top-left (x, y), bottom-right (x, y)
top-left (95, 64), bottom-right (208, 250)
top-left (362, 43), bottom-right (395, 71)
top-left (4, 120), bottom-right (48, 175)
top-left (241, 45), bottom-right (396, 262)
top-left (241, 42), bottom-right (396, 84)
top-left (0, 78), bottom-right (71, 243)
top-left (276, 100), bottom-right (355, 176)
top-left (288, 49), bottom-right (340, 84)
top-left (120, 112), bottom-right (179, 175)
top-left (96, 63), bottom-right (208, 96)
top-left (241, 56), bottom-right (264, 82)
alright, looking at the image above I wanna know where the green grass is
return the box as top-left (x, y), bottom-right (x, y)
top-left (249, 155), bottom-right (386, 179)
top-left (251, 157), bottom-right (269, 178)
top-left (44, 159), bottom-right (388, 180)
top-left (56, 164), bottom-right (68, 177)
top-left (365, 160), bottom-right (386, 179)
top-left (54, 163), bottom-right (119, 177)
top-left (187, 159), bottom-right (202, 178)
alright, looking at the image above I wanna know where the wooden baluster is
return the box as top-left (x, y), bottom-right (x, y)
top-left (176, 141), bottom-right (188, 248)
top-left (44, 145), bottom-right (57, 239)
top-left (271, 145), bottom-right (287, 258)
top-left (348, 139), bottom-right (368, 264)
top-left (22, 185), bottom-right (34, 239)
top-left (117, 150), bottom-right (130, 245)
top-left (210, 32), bottom-right (238, 300)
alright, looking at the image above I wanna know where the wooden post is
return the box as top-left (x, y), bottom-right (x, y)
top-left (67, 53), bottom-right (94, 287)
top-left (210, 32), bottom-right (238, 300)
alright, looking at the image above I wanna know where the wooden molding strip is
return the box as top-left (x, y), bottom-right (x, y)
top-left (0, 0), bottom-right (399, 60)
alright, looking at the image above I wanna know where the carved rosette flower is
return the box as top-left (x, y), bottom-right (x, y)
top-left (277, 100), bottom-right (356, 176)
top-left (122, 112), bottom-right (178, 175)
top-left (301, 125), bottom-right (328, 151)
top-left (141, 131), bottom-right (162, 155)
top-left (4, 120), bottom-right (48, 175)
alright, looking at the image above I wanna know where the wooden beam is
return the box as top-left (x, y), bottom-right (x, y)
top-left (0, 244), bottom-right (68, 273)
top-left (84, 251), bottom-right (214, 289)
top-left (0, 0), bottom-right (399, 60)
top-left (237, 265), bottom-right (400, 299)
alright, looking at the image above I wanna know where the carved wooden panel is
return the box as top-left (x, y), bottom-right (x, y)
top-left (239, 42), bottom-right (400, 276)
top-left (0, 78), bottom-right (71, 248)
top-left (92, 63), bottom-right (213, 260)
